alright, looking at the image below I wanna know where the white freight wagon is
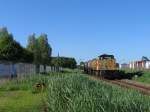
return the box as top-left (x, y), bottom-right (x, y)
top-left (145, 61), bottom-right (150, 69)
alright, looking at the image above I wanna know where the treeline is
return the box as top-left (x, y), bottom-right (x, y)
top-left (0, 28), bottom-right (33, 62)
top-left (0, 27), bottom-right (52, 66)
top-left (0, 27), bottom-right (77, 69)
top-left (51, 57), bottom-right (77, 69)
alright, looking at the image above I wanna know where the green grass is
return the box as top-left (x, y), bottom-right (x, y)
top-left (0, 71), bottom-right (150, 112)
top-left (0, 74), bottom-right (48, 112)
top-left (121, 69), bottom-right (150, 84)
top-left (0, 91), bottom-right (44, 112)
top-left (133, 71), bottom-right (150, 84)
top-left (46, 73), bottom-right (150, 112)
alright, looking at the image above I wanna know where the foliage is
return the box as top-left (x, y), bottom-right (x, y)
top-left (37, 34), bottom-right (52, 65)
top-left (27, 34), bottom-right (52, 66)
top-left (0, 27), bottom-right (22, 61)
top-left (27, 34), bottom-right (40, 64)
top-left (21, 48), bottom-right (33, 63)
top-left (0, 27), bottom-right (52, 64)
top-left (51, 57), bottom-right (77, 69)
top-left (0, 27), bottom-right (33, 62)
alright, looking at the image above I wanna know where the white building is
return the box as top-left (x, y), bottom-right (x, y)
top-left (145, 61), bottom-right (150, 69)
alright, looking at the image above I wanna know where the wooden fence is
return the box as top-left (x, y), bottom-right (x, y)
top-left (0, 62), bottom-right (62, 78)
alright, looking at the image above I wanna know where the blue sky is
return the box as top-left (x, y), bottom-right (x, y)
top-left (0, 0), bottom-right (150, 63)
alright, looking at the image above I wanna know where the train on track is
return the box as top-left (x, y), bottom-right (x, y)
top-left (83, 54), bottom-right (121, 79)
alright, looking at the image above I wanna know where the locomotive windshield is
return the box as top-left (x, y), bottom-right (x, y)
top-left (99, 54), bottom-right (114, 60)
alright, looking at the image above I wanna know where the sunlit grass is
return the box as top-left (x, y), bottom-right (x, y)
top-left (0, 71), bottom-right (150, 112)
top-left (133, 71), bottom-right (150, 84)
top-left (46, 73), bottom-right (150, 112)
top-left (0, 74), bottom-right (48, 112)
top-left (0, 91), bottom-right (44, 112)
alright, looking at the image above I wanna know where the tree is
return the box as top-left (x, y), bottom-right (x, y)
top-left (51, 57), bottom-right (77, 69)
top-left (0, 27), bottom-right (14, 49)
top-left (21, 48), bottom-right (33, 63)
top-left (27, 33), bottom-right (52, 73)
top-left (27, 34), bottom-right (40, 64)
top-left (37, 34), bottom-right (52, 65)
top-left (37, 34), bottom-right (52, 72)
top-left (0, 27), bottom-right (24, 62)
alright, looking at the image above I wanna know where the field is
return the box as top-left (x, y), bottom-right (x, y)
top-left (0, 71), bottom-right (150, 112)
top-left (122, 69), bottom-right (150, 84)
top-left (133, 71), bottom-right (150, 84)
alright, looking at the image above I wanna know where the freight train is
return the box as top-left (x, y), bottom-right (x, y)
top-left (84, 54), bottom-right (120, 79)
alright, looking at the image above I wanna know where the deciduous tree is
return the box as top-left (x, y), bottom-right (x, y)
top-left (0, 27), bottom-right (25, 62)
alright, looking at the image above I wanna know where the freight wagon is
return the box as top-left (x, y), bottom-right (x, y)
top-left (129, 60), bottom-right (150, 70)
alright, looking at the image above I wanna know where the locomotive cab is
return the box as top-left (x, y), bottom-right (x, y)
top-left (99, 54), bottom-right (115, 60)
top-left (84, 54), bottom-right (119, 79)
top-left (98, 54), bottom-right (119, 79)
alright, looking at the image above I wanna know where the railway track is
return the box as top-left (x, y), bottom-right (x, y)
top-left (92, 76), bottom-right (150, 95)
top-left (109, 80), bottom-right (150, 95)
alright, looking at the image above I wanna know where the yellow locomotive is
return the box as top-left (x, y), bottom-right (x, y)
top-left (84, 54), bottom-right (119, 79)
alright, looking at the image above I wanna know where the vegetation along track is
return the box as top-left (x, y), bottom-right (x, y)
top-left (92, 76), bottom-right (150, 95)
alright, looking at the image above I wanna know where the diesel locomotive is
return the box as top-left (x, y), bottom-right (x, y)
top-left (84, 54), bottom-right (119, 79)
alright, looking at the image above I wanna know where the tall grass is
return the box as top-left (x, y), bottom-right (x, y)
top-left (0, 74), bottom-right (48, 93)
top-left (46, 73), bottom-right (150, 112)
top-left (1, 72), bottom-right (150, 112)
